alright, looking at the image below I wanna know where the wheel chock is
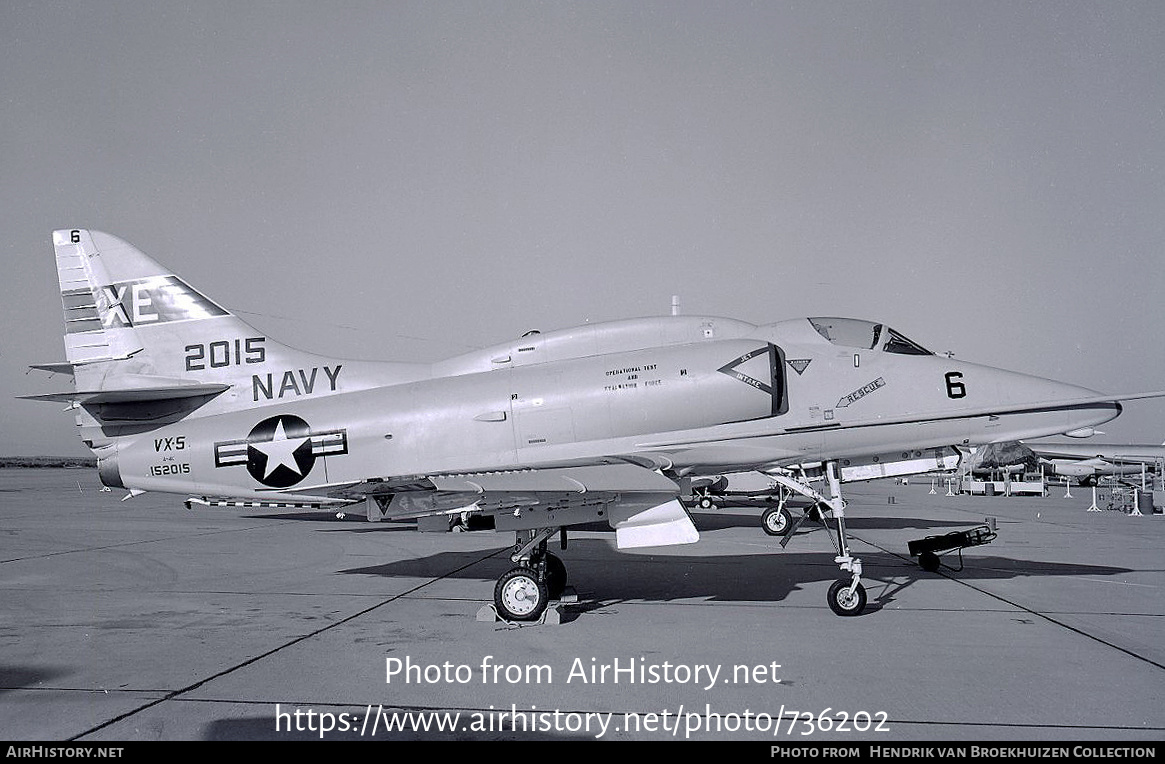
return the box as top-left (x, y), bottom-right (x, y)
top-left (476, 587), bottom-right (578, 625)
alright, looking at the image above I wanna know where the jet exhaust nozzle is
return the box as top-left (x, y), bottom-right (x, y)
top-left (97, 450), bottom-right (124, 489)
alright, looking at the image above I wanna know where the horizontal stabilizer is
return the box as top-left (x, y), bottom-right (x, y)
top-left (21, 381), bottom-right (229, 404)
top-left (28, 362), bottom-right (75, 375)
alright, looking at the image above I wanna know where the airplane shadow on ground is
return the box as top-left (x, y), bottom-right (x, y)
top-left (691, 512), bottom-right (977, 533)
top-left (255, 510), bottom-right (979, 535)
top-left (0, 665), bottom-right (71, 694)
top-left (253, 511), bottom-right (419, 530)
top-left (337, 538), bottom-right (1135, 617)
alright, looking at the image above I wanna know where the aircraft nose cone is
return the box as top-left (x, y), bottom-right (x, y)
top-left (995, 370), bottom-right (1121, 440)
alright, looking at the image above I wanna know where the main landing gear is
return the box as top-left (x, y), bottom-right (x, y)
top-left (493, 527), bottom-right (569, 622)
top-left (761, 504), bottom-right (792, 535)
top-left (767, 462), bottom-right (867, 616)
top-left (760, 487), bottom-right (795, 536)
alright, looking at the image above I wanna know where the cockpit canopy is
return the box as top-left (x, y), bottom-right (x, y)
top-left (808, 317), bottom-right (932, 356)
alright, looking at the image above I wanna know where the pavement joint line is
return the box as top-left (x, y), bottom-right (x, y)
top-left (91, 695), bottom-right (1165, 736)
top-left (880, 719), bottom-right (1165, 733)
top-left (66, 546), bottom-right (509, 741)
top-left (0, 687), bottom-right (169, 695)
top-left (852, 532), bottom-right (1165, 673)
top-left (10, 686), bottom-right (1165, 736)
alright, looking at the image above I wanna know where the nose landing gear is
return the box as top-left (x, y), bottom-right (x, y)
top-left (767, 462), bottom-right (867, 616)
top-left (827, 577), bottom-right (867, 616)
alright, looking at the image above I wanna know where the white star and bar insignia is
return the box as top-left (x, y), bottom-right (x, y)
top-left (215, 415), bottom-right (348, 488)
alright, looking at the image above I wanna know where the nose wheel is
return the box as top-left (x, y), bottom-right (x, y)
top-left (827, 578), bottom-right (867, 616)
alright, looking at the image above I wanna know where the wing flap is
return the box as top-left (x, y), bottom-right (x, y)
top-left (316, 463), bottom-right (681, 501)
top-left (428, 463), bottom-right (681, 494)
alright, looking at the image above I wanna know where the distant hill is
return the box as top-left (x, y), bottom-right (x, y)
top-left (0, 456), bottom-right (97, 468)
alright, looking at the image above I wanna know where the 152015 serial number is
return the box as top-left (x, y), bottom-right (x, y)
top-left (149, 463), bottom-right (191, 476)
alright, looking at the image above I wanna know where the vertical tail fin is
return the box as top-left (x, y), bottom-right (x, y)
top-left (26, 229), bottom-right (428, 471)
top-left (31, 229), bottom-right (423, 416)
top-left (49, 229), bottom-right (260, 397)
top-left (54, 229), bottom-right (232, 367)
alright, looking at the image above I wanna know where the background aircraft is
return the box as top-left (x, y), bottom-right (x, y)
top-left (1024, 440), bottom-right (1165, 485)
top-left (25, 230), bottom-right (1159, 619)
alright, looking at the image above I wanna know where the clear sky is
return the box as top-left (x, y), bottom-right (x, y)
top-left (3, 1), bottom-right (1163, 455)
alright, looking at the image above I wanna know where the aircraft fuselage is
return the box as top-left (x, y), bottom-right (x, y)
top-left (96, 316), bottom-right (1119, 501)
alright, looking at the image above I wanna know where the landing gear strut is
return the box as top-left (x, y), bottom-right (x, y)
top-left (768, 462), bottom-right (867, 616)
top-left (493, 527), bottom-right (569, 622)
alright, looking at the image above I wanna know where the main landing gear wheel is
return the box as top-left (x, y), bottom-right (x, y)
top-left (544, 553), bottom-right (567, 599)
top-left (918, 551), bottom-right (941, 573)
top-left (827, 579), bottom-right (867, 616)
top-left (698, 495), bottom-right (715, 509)
top-left (494, 567), bottom-right (549, 622)
top-left (761, 506), bottom-right (792, 536)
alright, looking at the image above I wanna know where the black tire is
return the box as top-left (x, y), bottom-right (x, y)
top-left (827, 579), bottom-right (867, 616)
top-left (698, 496), bottom-right (714, 509)
top-left (761, 506), bottom-right (792, 536)
top-left (494, 567), bottom-right (548, 622)
top-left (544, 553), bottom-right (567, 599)
top-left (918, 551), bottom-right (941, 572)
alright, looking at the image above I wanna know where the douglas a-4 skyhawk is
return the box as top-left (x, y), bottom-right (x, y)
top-left (25, 230), bottom-right (1162, 619)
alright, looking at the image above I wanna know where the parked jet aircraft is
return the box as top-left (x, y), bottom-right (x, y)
top-left (1025, 440), bottom-right (1165, 484)
top-left (25, 230), bottom-right (1163, 619)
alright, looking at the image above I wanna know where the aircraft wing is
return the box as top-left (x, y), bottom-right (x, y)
top-left (277, 462), bottom-right (697, 550)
